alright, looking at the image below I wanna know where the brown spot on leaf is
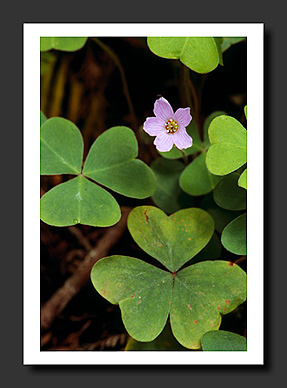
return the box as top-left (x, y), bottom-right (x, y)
top-left (194, 320), bottom-right (197, 324)
top-left (187, 304), bottom-right (192, 310)
top-left (225, 299), bottom-right (230, 305)
top-left (144, 210), bottom-right (149, 221)
top-left (228, 261), bottom-right (234, 266)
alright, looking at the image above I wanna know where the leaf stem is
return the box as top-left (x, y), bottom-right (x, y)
top-left (92, 37), bottom-right (137, 130)
top-left (180, 149), bottom-right (189, 165)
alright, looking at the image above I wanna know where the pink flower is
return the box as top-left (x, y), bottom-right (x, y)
top-left (143, 97), bottom-right (193, 152)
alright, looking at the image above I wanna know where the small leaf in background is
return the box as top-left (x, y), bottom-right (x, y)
top-left (202, 330), bottom-right (247, 351)
top-left (147, 37), bottom-right (222, 74)
top-left (40, 111), bottom-right (47, 126)
top-left (40, 117), bottom-right (84, 175)
top-left (244, 105), bottom-right (247, 119)
top-left (40, 37), bottom-right (88, 52)
top-left (151, 157), bottom-right (186, 214)
top-left (200, 193), bottom-right (243, 233)
top-left (91, 256), bottom-right (247, 349)
top-left (206, 115), bottom-right (247, 176)
top-left (221, 213), bottom-right (247, 255)
top-left (158, 120), bottom-right (202, 159)
top-left (127, 206), bottom-right (215, 272)
top-left (40, 175), bottom-right (121, 227)
top-left (179, 152), bottom-right (222, 196)
top-left (221, 37), bottom-right (246, 53)
top-left (83, 126), bottom-right (156, 199)
top-left (238, 168), bottom-right (247, 190)
top-left (125, 322), bottom-right (187, 351)
top-left (213, 173), bottom-right (247, 210)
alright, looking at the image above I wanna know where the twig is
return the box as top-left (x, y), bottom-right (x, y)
top-left (41, 207), bottom-right (131, 330)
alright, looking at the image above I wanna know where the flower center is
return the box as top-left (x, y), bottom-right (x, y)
top-left (165, 119), bottom-right (179, 134)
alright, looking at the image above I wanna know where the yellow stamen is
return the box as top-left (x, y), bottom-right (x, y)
top-left (165, 118), bottom-right (179, 134)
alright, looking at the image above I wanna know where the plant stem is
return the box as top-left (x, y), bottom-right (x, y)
top-left (180, 149), bottom-right (189, 165)
top-left (92, 37), bottom-right (137, 130)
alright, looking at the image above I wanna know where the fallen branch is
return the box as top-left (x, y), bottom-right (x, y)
top-left (41, 207), bottom-right (131, 331)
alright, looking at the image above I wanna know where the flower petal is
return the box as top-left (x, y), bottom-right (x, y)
top-left (174, 107), bottom-right (192, 127)
top-left (154, 133), bottom-right (174, 152)
top-left (153, 97), bottom-right (174, 122)
top-left (173, 129), bottom-right (193, 150)
top-left (143, 117), bottom-right (165, 136)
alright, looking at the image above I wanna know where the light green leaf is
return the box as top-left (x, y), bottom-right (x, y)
top-left (158, 120), bottom-right (202, 159)
top-left (213, 173), bottom-right (247, 210)
top-left (147, 37), bottom-right (221, 73)
top-left (83, 126), bottom-right (156, 199)
top-left (151, 157), bottom-right (186, 214)
top-left (221, 213), bottom-right (247, 255)
top-left (127, 206), bottom-right (214, 272)
top-left (244, 105), bottom-right (247, 119)
top-left (40, 37), bottom-right (88, 52)
top-left (179, 152), bottom-right (222, 196)
top-left (40, 175), bottom-right (121, 227)
top-left (202, 330), bottom-right (247, 351)
top-left (206, 115), bottom-right (247, 176)
top-left (238, 168), bottom-right (247, 190)
top-left (203, 111), bottom-right (226, 149)
top-left (40, 117), bottom-right (84, 175)
top-left (91, 256), bottom-right (247, 349)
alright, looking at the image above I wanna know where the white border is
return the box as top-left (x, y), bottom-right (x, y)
top-left (23, 23), bottom-right (264, 365)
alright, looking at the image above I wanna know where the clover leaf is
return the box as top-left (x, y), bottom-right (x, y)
top-left (40, 37), bottom-right (88, 52)
top-left (147, 37), bottom-right (223, 74)
top-left (40, 118), bottom-right (156, 227)
top-left (213, 172), bottom-right (247, 211)
top-left (91, 206), bottom-right (247, 349)
top-left (206, 115), bottom-right (247, 177)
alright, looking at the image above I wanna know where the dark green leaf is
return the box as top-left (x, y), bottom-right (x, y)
top-left (202, 330), bottom-right (247, 351)
top-left (221, 213), bottom-right (247, 255)
top-left (213, 173), bottom-right (247, 210)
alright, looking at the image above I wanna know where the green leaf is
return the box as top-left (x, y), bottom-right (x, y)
top-left (40, 37), bottom-right (88, 52)
top-left (147, 37), bottom-right (221, 73)
top-left (40, 117), bottom-right (84, 175)
top-left (179, 152), bottom-right (222, 196)
top-left (221, 213), bottom-right (247, 255)
top-left (40, 111), bottom-right (47, 126)
top-left (244, 105), bottom-right (247, 119)
top-left (125, 322), bottom-right (187, 351)
top-left (206, 115), bottom-right (247, 176)
top-left (40, 175), bottom-right (121, 227)
top-left (158, 120), bottom-right (202, 159)
top-left (91, 257), bottom-right (247, 349)
top-left (221, 37), bottom-right (246, 52)
top-left (127, 206), bottom-right (214, 272)
top-left (202, 330), bottom-right (247, 351)
top-left (83, 126), bottom-right (156, 199)
top-left (213, 173), bottom-right (247, 210)
top-left (238, 168), bottom-right (247, 190)
top-left (151, 157), bottom-right (187, 214)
